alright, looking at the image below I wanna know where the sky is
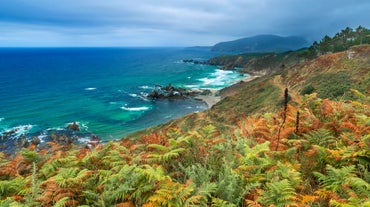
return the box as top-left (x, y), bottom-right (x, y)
top-left (0, 0), bottom-right (369, 47)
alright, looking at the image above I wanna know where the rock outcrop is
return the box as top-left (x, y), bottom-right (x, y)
top-left (147, 84), bottom-right (198, 99)
top-left (67, 122), bottom-right (80, 131)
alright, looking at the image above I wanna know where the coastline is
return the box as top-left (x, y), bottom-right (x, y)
top-left (194, 75), bottom-right (260, 108)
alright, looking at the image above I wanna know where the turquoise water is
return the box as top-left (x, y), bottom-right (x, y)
top-left (0, 47), bottom-right (247, 149)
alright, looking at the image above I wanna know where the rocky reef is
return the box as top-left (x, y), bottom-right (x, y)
top-left (147, 83), bottom-right (204, 99)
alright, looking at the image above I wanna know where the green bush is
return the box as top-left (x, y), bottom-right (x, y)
top-left (300, 84), bottom-right (315, 95)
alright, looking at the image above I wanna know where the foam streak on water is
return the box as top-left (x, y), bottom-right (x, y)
top-left (121, 106), bottom-right (151, 111)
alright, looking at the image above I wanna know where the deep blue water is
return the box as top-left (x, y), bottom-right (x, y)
top-left (0, 47), bottom-right (246, 149)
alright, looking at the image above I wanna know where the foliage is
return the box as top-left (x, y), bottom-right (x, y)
top-left (1, 91), bottom-right (368, 206)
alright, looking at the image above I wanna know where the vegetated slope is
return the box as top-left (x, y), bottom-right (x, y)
top-left (133, 44), bottom-right (370, 138)
top-left (1, 84), bottom-right (369, 206)
top-left (284, 45), bottom-right (370, 99)
top-left (211, 34), bottom-right (309, 53)
top-left (209, 26), bottom-right (370, 74)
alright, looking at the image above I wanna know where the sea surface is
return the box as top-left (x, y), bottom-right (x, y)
top-left (0, 47), bottom-right (247, 150)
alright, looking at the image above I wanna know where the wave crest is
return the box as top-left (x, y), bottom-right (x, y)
top-left (121, 106), bottom-right (150, 111)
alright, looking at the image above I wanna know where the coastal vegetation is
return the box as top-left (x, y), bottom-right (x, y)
top-left (1, 27), bottom-right (370, 206)
top-left (1, 90), bottom-right (369, 206)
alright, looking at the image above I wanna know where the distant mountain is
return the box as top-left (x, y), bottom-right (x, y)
top-left (211, 34), bottom-right (309, 53)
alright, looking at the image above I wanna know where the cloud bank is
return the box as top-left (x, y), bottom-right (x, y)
top-left (1, 0), bottom-right (369, 46)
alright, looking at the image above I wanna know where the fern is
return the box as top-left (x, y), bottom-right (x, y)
top-left (346, 177), bottom-right (370, 197)
top-left (0, 177), bottom-right (27, 197)
top-left (313, 165), bottom-right (355, 193)
top-left (258, 179), bottom-right (297, 207)
top-left (303, 129), bottom-right (337, 148)
top-left (52, 197), bottom-right (69, 207)
top-left (214, 163), bottom-right (246, 204)
top-left (145, 180), bottom-right (199, 207)
top-left (211, 197), bottom-right (236, 207)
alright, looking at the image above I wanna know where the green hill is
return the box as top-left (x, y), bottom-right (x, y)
top-left (211, 34), bottom-right (309, 53)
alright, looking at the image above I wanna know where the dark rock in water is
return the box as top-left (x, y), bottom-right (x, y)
top-left (31, 136), bottom-right (41, 146)
top-left (147, 83), bottom-right (195, 99)
top-left (91, 135), bottom-right (101, 141)
top-left (199, 89), bottom-right (212, 96)
top-left (146, 83), bottom-right (213, 100)
top-left (67, 122), bottom-right (80, 131)
top-left (50, 132), bottom-right (77, 145)
top-left (3, 128), bottom-right (18, 137)
top-left (20, 135), bottom-right (29, 148)
top-left (182, 59), bottom-right (208, 64)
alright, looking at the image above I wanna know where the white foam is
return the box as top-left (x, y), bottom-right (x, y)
top-left (184, 85), bottom-right (200, 88)
top-left (78, 137), bottom-right (92, 143)
top-left (37, 134), bottom-right (48, 143)
top-left (198, 69), bottom-right (243, 88)
top-left (0, 117), bottom-right (4, 122)
top-left (129, 93), bottom-right (139, 97)
top-left (139, 85), bottom-right (152, 90)
top-left (1, 124), bottom-right (34, 138)
top-left (46, 127), bottom-right (64, 131)
top-left (121, 106), bottom-right (150, 111)
top-left (85, 87), bottom-right (97, 91)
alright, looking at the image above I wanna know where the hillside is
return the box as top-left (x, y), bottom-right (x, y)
top-left (1, 57), bottom-right (369, 206)
top-left (1, 30), bottom-right (370, 206)
top-left (208, 26), bottom-right (370, 74)
top-left (134, 44), bottom-right (370, 138)
top-left (211, 34), bottom-right (309, 53)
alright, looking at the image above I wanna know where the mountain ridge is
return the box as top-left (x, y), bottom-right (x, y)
top-left (211, 34), bottom-right (309, 53)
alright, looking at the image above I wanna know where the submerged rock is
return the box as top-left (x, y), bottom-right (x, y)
top-left (67, 122), bottom-right (80, 131)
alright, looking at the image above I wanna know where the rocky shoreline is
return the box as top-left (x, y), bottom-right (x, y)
top-left (0, 122), bottom-right (102, 155)
top-left (146, 74), bottom-right (260, 109)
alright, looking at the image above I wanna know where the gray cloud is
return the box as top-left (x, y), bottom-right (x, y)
top-left (0, 0), bottom-right (369, 46)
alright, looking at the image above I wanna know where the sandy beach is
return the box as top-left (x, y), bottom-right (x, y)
top-left (195, 75), bottom-right (260, 108)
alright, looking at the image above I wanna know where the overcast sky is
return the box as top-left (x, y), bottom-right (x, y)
top-left (0, 0), bottom-right (369, 47)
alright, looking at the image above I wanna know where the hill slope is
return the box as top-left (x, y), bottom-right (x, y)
top-left (211, 34), bottom-right (309, 53)
top-left (130, 44), bottom-right (370, 138)
top-left (1, 50), bottom-right (369, 205)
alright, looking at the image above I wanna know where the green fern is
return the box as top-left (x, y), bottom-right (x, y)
top-left (346, 177), bottom-right (370, 197)
top-left (214, 163), bottom-right (246, 204)
top-left (313, 165), bottom-right (355, 193)
top-left (0, 177), bottom-right (27, 197)
top-left (258, 179), bottom-right (297, 207)
top-left (303, 129), bottom-right (337, 148)
top-left (52, 197), bottom-right (69, 207)
top-left (266, 161), bottom-right (302, 188)
top-left (211, 197), bottom-right (236, 207)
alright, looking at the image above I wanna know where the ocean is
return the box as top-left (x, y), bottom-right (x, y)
top-left (0, 47), bottom-right (247, 150)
